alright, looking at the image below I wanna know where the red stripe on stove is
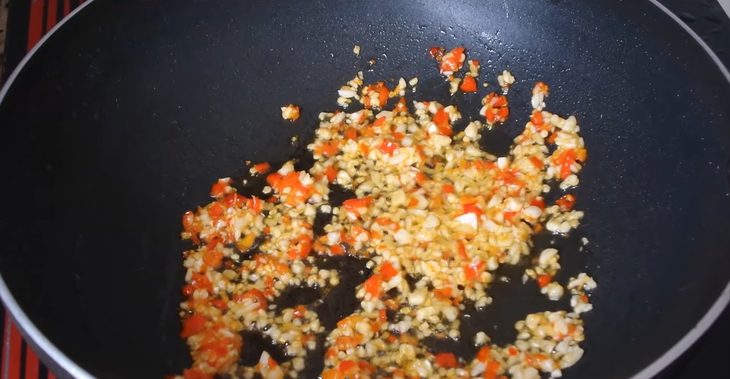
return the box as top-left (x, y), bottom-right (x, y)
top-left (27, 0), bottom-right (45, 51)
top-left (25, 344), bottom-right (40, 379)
top-left (2, 314), bottom-right (10, 379)
top-left (8, 321), bottom-right (22, 379)
top-left (63, 0), bottom-right (71, 16)
top-left (47, 372), bottom-right (56, 379)
top-left (46, 0), bottom-right (59, 31)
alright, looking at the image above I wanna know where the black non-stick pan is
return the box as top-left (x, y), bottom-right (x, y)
top-left (1, 0), bottom-right (729, 378)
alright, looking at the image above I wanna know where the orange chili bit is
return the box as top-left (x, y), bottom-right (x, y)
top-left (432, 108), bottom-right (452, 136)
top-left (497, 106), bottom-right (509, 121)
top-left (440, 46), bottom-right (465, 74)
top-left (208, 203), bottom-right (225, 220)
top-left (363, 274), bottom-right (383, 297)
top-left (533, 81), bottom-right (550, 95)
top-left (407, 197), bottom-right (419, 208)
top-left (553, 149), bottom-right (577, 179)
top-left (182, 284), bottom-right (195, 297)
top-left (375, 217), bottom-right (392, 226)
top-left (537, 274), bottom-right (552, 288)
top-left (293, 305), bottom-right (307, 318)
top-left (330, 244), bottom-right (344, 255)
top-left (251, 162), bottom-right (271, 175)
top-left (530, 110), bottom-right (544, 126)
top-left (209, 178), bottom-right (230, 198)
top-left (429, 46), bottom-right (445, 61)
top-left (484, 109), bottom-right (495, 124)
top-left (497, 169), bottom-right (525, 187)
top-left (359, 142), bottom-right (370, 156)
top-left (462, 203), bottom-right (484, 216)
top-left (457, 240), bottom-right (469, 260)
top-left (317, 140), bottom-right (340, 157)
top-left (503, 210), bottom-right (518, 223)
top-left (210, 298), bottom-right (227, 310)
top-left (485, 361), bottom-right (502, 379)
top-left (375, 83), bottom-right (390, 107)
top-left (434, 352), bottom-right (458, 368)
top-left (434, 287), bottom-right (453, 300)
top-left (378, 309), bottom-right (388, 322)
top-left (190, 273), bottom-right (213, 292)
top-left (484, 93), bottom-right (508, 107)
top-left (460, 75), bottom-right (477, 92)
top-left (325, 166), bottom-right (337, 182)
top-left (344, 127), bottom-right (358, 140)
top-left (555, 194), bottom-right (576, 210)
top-left (394, 97), bottom-right (408, 112)
top-left (243, 195), bottom-right (263, 213)
top-left (321, 369), bottom-right (342, 379)
top-left (335, 334), bottom-right (363, 349)
top-left (180, 314), bottom-right (207, 338)
top-left (415, 172), bottom-right (427, 186)
top-left (379, 139), bottom-right (399, 155)
top-left (288, 235), bottom-right (313, 260)
top-left (203, 249), bottom-right (223, 269)
top-left (222, 193), bottom-right (244, 208)
top-left (476, 346), bottom-right (491, 362)
top-left (182, 211), bottom-right (196, 232)
top-left (482, 93), bottom-right (509, 124)
top-left (338, 360), bottom-right (357, 373)
top-left (473, 159), bottom-right (495, 170)
top-left (465, 260), bottom-right (486, 281)
top-left (380, 261), bottom-right (399, 281)
top-left (342, 196), bottom-right (372, 215)
top-left (530, 196), bottom-right (546, 209)
top-left (529, 156), bottom-right (545, 169)
top-left (265, 172), bottom-right (282, 188)
top-left (364, 82), bottom-right (390, 108)
top-left (300, 235), bottom-right (313, 257)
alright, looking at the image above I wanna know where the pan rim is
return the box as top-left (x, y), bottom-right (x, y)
top-left (0, 1), bottom-right (97, 376)
top-left (0, 1), bottom-right (727, 378)
top-left (629, 3), bottom-right (730, 379)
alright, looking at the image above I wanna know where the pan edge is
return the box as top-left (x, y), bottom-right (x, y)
top-left (630, 3), bottom-right (730, 379)
top-left (0, 1), bottom-right (97, 377)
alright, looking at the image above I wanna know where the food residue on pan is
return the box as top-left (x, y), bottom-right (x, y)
top-left (281, 104), bottom-right (301, 121)
top-left (497, 70), bottom-right (515, 95)
top-left (176, 46), bottom-right (595, 379)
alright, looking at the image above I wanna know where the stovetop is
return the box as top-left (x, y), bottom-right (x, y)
top-left (0, 1), bottom-right (728, 378)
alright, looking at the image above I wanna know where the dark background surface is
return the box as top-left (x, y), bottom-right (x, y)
top-left (0, 1), bottom-right (728, 378)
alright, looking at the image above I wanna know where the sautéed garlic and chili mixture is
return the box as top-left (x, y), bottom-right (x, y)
top-left (176, 47), bottom-right (596, 379)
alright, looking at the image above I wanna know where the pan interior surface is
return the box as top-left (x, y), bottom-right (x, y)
top-left (0, 0), bottom-right (729, 378)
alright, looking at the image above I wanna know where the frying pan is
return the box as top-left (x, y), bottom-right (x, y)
top-left (1, 0), bottom-right (729, 378)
